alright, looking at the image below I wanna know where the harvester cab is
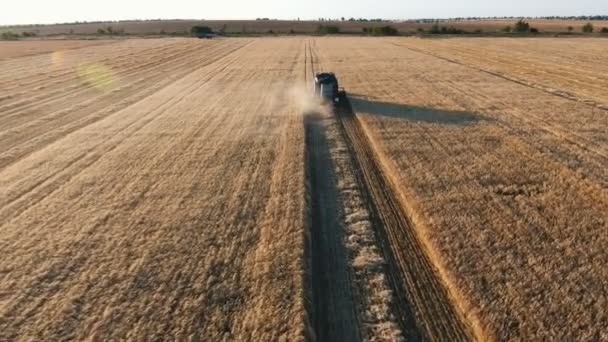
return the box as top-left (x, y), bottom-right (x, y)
top-left (314, 72), bottom-right (345, 104)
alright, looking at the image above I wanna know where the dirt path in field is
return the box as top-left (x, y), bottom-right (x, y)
top-left (334, 96), bottom-right (473, 340)
top-left (305, 113), bottom-right (361, 341)
top-left (305, 40), bottom-right (361, 342)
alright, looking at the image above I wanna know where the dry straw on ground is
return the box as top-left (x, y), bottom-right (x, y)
top-left (1, 36), bottom-right (607, 340)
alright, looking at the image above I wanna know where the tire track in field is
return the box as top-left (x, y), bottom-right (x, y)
top-left (388, 42), bottom-right (608, 162)
top-left (305, 114), bottom-right (362, 342)
top-left (0, 40), bottom-right (186, 91)
top-left (0, 40), bottom-right (243, 135)
top-left (0, 40), bottom-right (232, 127)
top-left (334, 96), bottom-right (473, 340)
top-left (0, 41), bottom-right (185, 107)
top-left (0, 41), bottom-right (251, 225)
top-left (0, 41), bottom-right (248, 170)
top-left (390, 42), bottom-right (608, 111)
top-left (0, 39), bottom-right (224, 118)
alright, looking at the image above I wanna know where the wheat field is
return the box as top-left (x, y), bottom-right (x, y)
top-left (1, 36), bottom-right (606, 340)
top-left (317, 36), bottom-right (608, 339)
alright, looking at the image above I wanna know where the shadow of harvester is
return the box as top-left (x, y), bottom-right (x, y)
top-left (348, 95), bottom-right (484, 125)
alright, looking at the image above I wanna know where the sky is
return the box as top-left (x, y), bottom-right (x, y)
top-left (2, 0), bottom-right (607, 26)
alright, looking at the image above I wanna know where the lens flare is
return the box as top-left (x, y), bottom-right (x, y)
top-left (51, 51), bottom-right (64, 69)
top-left (77, 63), bottom-right (117, 93)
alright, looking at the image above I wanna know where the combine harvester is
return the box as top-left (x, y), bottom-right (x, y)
top-left (314, 72), bottom-right (346, 105)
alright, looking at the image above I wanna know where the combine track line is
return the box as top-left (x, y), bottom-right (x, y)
top-left (304, 40), bottom-right (362, 342)
top-left (334, 97), bottom-right (474, 340)
top-left (305, 115), bottom-right (362, 342)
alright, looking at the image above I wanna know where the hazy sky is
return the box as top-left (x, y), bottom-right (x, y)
top-left (2, 0), bottom-right (607, 26)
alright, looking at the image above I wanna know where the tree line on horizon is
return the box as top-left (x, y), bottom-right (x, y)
top-left (3, 15), bottom-right (608, 29)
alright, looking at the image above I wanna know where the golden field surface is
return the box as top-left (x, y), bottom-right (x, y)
top-left (0, 36), bottom-right (607, 341)
top-left (317, 37), bottom-right (608, 339)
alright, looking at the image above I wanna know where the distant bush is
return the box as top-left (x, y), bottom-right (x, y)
top-left (514, 20), bottom-right (530, 32)
top-left (503, 26), bottom-right (512, 33)
top-left (529, 27), bottom-right (539, 33)
top-left (363, 26), bottom-right (399, 36)
top-left (95, 26), bottom-right (124, 36)
top-left (567, 26), bottom-right (574, 32)
top-left (21, 31), bottom-right (37, 37)
top-left (428, 25), bottom-right (466, 34)
top-left (191, 26), bottom-right (213, 37)
top-left (601, 27), bottom-right (608, 33)
top-left (267, 29), bottom-right (275, 34)
top-left (0, 31), bottom-right (19, 40)
top-left (375, 26), bottom-right (399, 36)
top-left (582, 23), bottom-right (594, 33)
top-left (317, 25), bottom-right (340, 34)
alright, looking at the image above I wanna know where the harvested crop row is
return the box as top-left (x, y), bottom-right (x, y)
top-left (335, 96), bottom-right (473, 340)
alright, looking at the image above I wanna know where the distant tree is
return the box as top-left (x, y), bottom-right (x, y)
top-left (0, 31), bottom-right (20, 40)
top-left (372, 26), bottom-right (399, 36)
top-left (582, 23), bottom-right (594, 33)
top-left (514, 20), bottom-right (530, 32)
top-left (317, 25), bottom-right (340, 34)
top-left (191, 26), bottom-right (213, 37)
top-left (341, 17), bottom-right (345, 21)
top-left (106, 26), bottom-right (113, 35)
top-left (97, 28), bottom-right (106, 35)
top-left (601, 27), bottom-right (608, 33)
top-left (503, 25), bottom-right (512, 33)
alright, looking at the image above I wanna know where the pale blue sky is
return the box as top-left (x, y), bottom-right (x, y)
top-left (2, 0), bottom-right (607, 26)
